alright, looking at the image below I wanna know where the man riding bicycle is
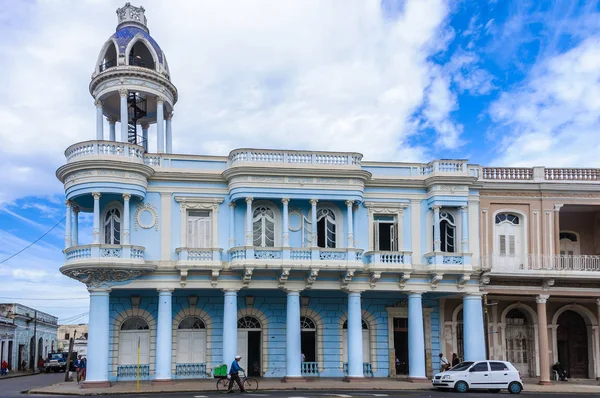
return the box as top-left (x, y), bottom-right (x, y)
top-left (228, 355), bottom-right (247, 393)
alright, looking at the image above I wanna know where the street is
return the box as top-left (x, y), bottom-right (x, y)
top-left (0, 372), bottom-right (64, 397)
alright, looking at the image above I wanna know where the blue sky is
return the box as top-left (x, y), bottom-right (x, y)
top-left (1, 0), bottom-right (600, 321)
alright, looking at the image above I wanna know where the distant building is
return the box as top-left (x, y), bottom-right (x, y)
top-left (58, 324), bottom-right (88, 356)
top-left (0, 304), bottom-right (58, 371)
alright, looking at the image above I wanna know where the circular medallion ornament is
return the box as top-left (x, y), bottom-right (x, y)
top-left (288, 209), bottom-right (303, 231)
top-left (135, 204), bottom-right (158, 230)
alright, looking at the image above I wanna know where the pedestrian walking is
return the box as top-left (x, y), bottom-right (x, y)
top-left (81, 358), bottom-right (87, 381)
top-left (228, 355), bottom-right (247, 393)
top-left (74, 355), bottom-right (82, 383)
top-left (1, 360), bottom-right (8, 376)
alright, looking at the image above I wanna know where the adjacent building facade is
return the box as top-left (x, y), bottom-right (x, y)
top-left (56, 3), bottom-right (600, 388)
top-left (0, 304), bottom-right (58, 371)
top-left (58, 324), bottom-right (88, 357)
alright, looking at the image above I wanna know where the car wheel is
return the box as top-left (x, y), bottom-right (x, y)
top-left (508, 382), bottom-right (522, 394)
top-left (489, 389), bottom-right (501, 393)
top-left (454, 381), bottom-right (469, 393)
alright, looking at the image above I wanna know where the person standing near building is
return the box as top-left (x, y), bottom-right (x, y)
top-left (1, 360), bottom-right (8, 376)
top-left (80, 357), bottom-right (87, 382)
top-left (451, 353), bottom-right (460, 367)
top-left (74, 355), bottom-right (82, 383)
top-left (228, 355), bottom-right (247, 393)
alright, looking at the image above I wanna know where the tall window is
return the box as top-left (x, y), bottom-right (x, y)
top-left (177, 317), bottom-right (206, 365)
top-left (187, 210), bottom-right (212, 248)
top-left (495, 213), bottom-right (520, 256)
top-left (317, 208), bottom-right (336, 248)
top-left (374, 215), bottom-right (397, 251)
top-left (440, 211), bottom-right (455, 253)
top-left (104, 207), bottom-right (121, 244)
top-left (119, 317), bottom-right (150, 366)
top-left (253, 206), bottom-right (275, 247)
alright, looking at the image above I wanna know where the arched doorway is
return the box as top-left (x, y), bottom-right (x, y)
top-left (176, 317), bottom-right (206, 366)
top-left (557, 310), bottom-right (588, 378)
top-left (237, 316), bottom-right (261, 377)
top-left (456, 310), bottom-right (464, 362)
top-left (119, 317), bottom-right (150, 367)
top-left (505, 309), bottom-right (535, 377)
top-left (301, 316), bottom-right (317, 363)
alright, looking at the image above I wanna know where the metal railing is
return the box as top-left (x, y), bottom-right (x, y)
top-left (99, 59), bottom-right (116, 72)
top-left (117, 364), bottom-right (150, 379)
top-left (175, 363), bottom-right (207, 378)
top-left (481, 254), bottom-right (600, 272)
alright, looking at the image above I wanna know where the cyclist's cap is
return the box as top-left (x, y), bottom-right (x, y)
top-left (235, 355), bottom-right (241, 359)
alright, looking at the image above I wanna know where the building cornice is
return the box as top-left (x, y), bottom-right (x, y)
top-left (56, 160), bottom-right (155, 183)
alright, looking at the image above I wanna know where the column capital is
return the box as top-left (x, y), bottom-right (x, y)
top-left (107, 116), bottom-right (118, 124)
top-left (229, 202), bottom-right (236, 209)
top-left (166, 112), bottom-right (173, 121)
top-left (285, 290), bottom-right (301, 295)
top-left (536, 294), bottom-right (550, 304)
top-left (223, 289), bottom-right (239, 295)
top-left (553, 203), bottom-right (564, 212)
top-left (94, 99), bottom-right (103, 107)
top-left (141, 122), bottom-right (150, 129)
top-left (345, 200), bottom-right (354, 207)
top-left (157, 288), bottom-right (174, 295)
top-left (408, 291), bottom-right (423, 298)
top-left (431, 205), bottom-right (441, 211)
top-left (347, 290), bottom-right (363, 296)
top-left (156, 95), bottom-right (165, 105)
top-left (92, 192), bottom-right (102, 200)
top-left (72, 206), bottom-right (80, 214)
top-left (65, 200), bottom-right (72, 208)
top-left (122, 193), bottom-right (131, 201)
top-left (463, 292), bottom-right (484, 298)
top-left (596, 298), bottom-right (600, 306)
top-left (309, 199), bottom-right (318, 206)
top-left (88, 288), bottom-right (111, 295)
top-left (460, 206), bottom-right (468, 213)
top-left (281, 198), bottom-right (290, 205)
top-left (118, 88), bottom-right (128, 97)
top-left (245, 197), bottom-right (253, 204)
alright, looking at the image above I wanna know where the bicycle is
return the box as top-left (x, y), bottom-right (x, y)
top-left (216, 371), bottom-right (258, 393)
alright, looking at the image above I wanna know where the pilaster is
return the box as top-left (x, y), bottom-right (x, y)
top-left (119, 89), bottom-right (128, 142)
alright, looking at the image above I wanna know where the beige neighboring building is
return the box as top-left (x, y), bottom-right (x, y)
top-left (58, 324), bottom-right (88, 357)
top-left (441, 166), bottom-right (600, 383)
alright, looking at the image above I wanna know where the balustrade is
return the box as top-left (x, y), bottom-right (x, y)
top-left (228, 149), bottom-right (362, 167)
top-left (342, 362), bottom-right (373, 377)
top-left (63, 244), bottom-right (145, 263)
top-left (482, 254), bottom-right (600, 272)
top-left (482, 167), bottom-right (533, 180)
top-left (117, 364), bottom-right (150, 379)
top-left (64, 140), bottom-right (162, 166)
top-left (175, 363), bottom-right (207, 378)
top-left (176, 248), bottom-right (222, 262)
top-left (301, 361), bottom-right (319, 376)
top-left (545, 168), bottom-right (599, 181)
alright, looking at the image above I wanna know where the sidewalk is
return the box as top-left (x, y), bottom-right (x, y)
top-left (0, 370), bottom-right (41, 380)
top-left (28, 377), bottom-right (600, 396)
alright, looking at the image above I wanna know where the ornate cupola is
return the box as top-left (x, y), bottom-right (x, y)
top-left (90, 2), bottom-right (178, 153)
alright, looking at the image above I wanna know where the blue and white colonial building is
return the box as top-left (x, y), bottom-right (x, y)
top-left (57, 3), bottom-right (488, 387)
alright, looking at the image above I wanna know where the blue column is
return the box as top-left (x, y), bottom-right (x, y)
top-left (108, 117), bottom-right (116, 141)
top-left (432, 206), bottom-right (441, 251)
top-left (123, 194), bottom-right (131, 245)
top-left (346, 200), bottom-right (354, 248)
top-left (282, 198), bottom-right (290, 247)
top-left (165, 114), bottom-right (172, 154)
top-left (157, 97), bottom-right (164, 153)
top-left (347, 291), bottom-right (364, 378)
top-left (119, 89), bottom-right (128, 142)
top-left (85, 289), bottom-right (110, 385)
top-left (155, 289), bottom-right (173, 381)
top-left (64, 201), bottom-right (72, 249)
top-left (245, 198), bottom-right (253, 246)
top-left (222, 290), bottom-right (238, 370)
top-left (95, 100), bottom-right (103, 140)
top-left (92, 193), bottom-right (101, 244)
top-left (285, 291), bottom-right (301, 378)
top-left (141, 123), bottom-right (149, 152)
top-left (229, 202), bottom-right (236, 247)
top-left (463, 294), bottom-right (486, 361)
top-left (310, 199), bottom-right (318, 246)
top-left (408, 292), bottom-right (426, 380)
top-left (72, 207), bottom-right (79, 246)
top-left (460, 206), bottom-right (469, 252)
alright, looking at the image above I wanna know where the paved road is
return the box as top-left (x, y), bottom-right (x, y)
top-left (0, 372), bottom-right (64, 397)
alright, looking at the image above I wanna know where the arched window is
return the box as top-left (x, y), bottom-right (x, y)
top-left (128, 41), bottom-right (155, 70)
top-left (301, 317), bottom-right (317, 363)
top-left (121, 317), bottom-right (149, 330)
top-left (237, 316), bottom-right (262, 376)
top-left (317, 208), bottom-right (336, 248)
top-left (104, 207), bottom-right (121, 244)
top-left (177, 317), bottom-right (206, 365)
top-left (238, 316), bottom-right (261, 329)
top-left (505, 309), bottom-right (534, 377)
top-left (119, 317), bottom-right (150, 366)
top-left (440, 211), bottom-right (456, 253)
top-left (99, 41), bottom-right (117, 71)
top-left (253, 206), bottom-right (275, 247)
top-left (560, 231), bottom-right (580, 256)
top-left (342, 319), bottom-right (370, 365)
top-left (494, 212), bottom-right (523, 258)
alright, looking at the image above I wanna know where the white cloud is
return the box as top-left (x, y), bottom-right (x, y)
top-left (0, 0), bottom-right (463, 205)
top-left (489, 36), bottom-right (600, 167)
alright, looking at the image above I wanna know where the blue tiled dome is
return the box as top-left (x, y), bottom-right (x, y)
top-left (112, 26), bottom-right (164, 66)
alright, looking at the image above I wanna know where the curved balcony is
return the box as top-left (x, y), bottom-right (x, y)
top-left (64, 140), bottom-right (162, 166)
top-left (60, 244), bottom-right (155, 287)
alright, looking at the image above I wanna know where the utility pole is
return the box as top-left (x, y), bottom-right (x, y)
top-left (32, 311), bottom-right (37, 373)
top-left (64, 330), bottom-right (76, 382)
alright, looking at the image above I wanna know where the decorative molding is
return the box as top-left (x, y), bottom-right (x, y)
top-left (430, 273), bottom-right (444, 289)
top-left (542, 279), bottom-right (555, 291)
top-left (553, 203), bottom-right (564, 212)
top-left (135, 202), bottom-right (158, 231)
top-left (179, 269), bottom-right (188, 287)
top-left (457, 274), bottom-right (470, 290)
top-left (242, 268), bottom-right (254, 288)
top-left (278, 268), bottom-right (291, 289)
top-left (428, 185), bottom-right (469, 193)
top-left (288, 209), bottom-right (303, 231)
top-left (398, 272), bottom-right (411, 289)
top-left (481, 191), bottom-right (600, 198)
top-left (370, 272), bottom-right (381, 288)
top-left (536, 294), bottom-right (549, 304)
top-left (306, 270), bottom-right (318, 289)
top-left (62, 267), bottom-right (145, 287)
top-left (211, 270), bottom-right (219, 287)
top-left (479, 275), bottom-right (490, 288)
top-left (341, 269), bottom-right (355, 288)
top-left (118, 88), bottom-right (129, 97)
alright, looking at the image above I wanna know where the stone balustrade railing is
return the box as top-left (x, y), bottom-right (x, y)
top-left (228, 247), bottom-right (363, 264)
top-left (482, 167), bottom-right (533, 180)
top-left (63, 244), bottom-right (145, 263)
top-left (228, 149), bottom-right (362, 167)
top-left (64, 140), bottom-right (161, 166)
top-left (481, 166), bottom-right (600, 182)
top-left (481, 254), bottom-right (600, 272)
top-left (176, 248), bottom-right (222, 262)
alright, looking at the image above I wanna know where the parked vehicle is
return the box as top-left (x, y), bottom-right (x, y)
top-left (432, 360), bottom-right (523, 394)
top-left (44, 353), bottom-right (68, 373)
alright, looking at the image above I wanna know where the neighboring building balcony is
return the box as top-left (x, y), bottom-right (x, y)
top-left (363, 251), bottom-right (412, 271)
top-left (482, 254), bottom-right (600, 276)
top-left (228, 246), bottom-right (364, 270)
top-left (480, 166), bottom-right (600, 182)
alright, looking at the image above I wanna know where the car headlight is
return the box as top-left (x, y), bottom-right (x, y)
top-left (442, 374), bottom-right (453, 380)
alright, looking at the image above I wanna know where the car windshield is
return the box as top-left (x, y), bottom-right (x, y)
top-left (450, 361), bottom-right (474, 371)
top-left (50, 354), bottom-right (63, 360)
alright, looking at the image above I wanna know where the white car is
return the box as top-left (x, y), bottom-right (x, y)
top-left (432, 360), bottom-right (523, 394)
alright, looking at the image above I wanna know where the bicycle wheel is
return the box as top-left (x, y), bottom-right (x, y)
top-left (216, 377), bottom-right (231, 393)
top-left (244, 378), bottom-right (258, 392)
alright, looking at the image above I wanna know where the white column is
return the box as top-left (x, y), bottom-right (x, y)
top-left (95, 100), bottom-right (103, 140)
top-left (347, 291), bottom-right (364, 378)
top-left (408, 292), bottom-right (426, 380)
top-left (433, 205), bottom-right (441, 252)
top-left (463, 294), bottom-right (486, 361)
top-left (222, 290), bottom-right (238, 371)
top-left (245, 197), bottom-right (253, 246)
top-left (122, 193), bottom-right (131, 245)
top-left (285, 290), bottom-right (302, 378)
top-left (141, 122), bottom-right (149, 152)
top-left (397, 209), bottom-right (404, 250)
top-left (460, 206), bottom-right (469, 252)
top-left (108, 117), bottom-right (117, 141)
top-left (156, 97), bottom-right (165, 153)
top-left (85, 289), bottom-right (110, 386)
top-left (72, 207), bottom-right (79, 246)
top-left (536, 295), bottom-right (551, 384)
top-left (165, 113), bottom-right (172, 154)
top-left (64, 201), bottom-right (72, 249)
top-left (282, 198), bottom-right (290, 247)
top-left (229, 202), bottom-right (236, 247)
top-left (119, 89), bottom-right (128, 142)
top-left (346, 200), bottom-right (354, 248)
top-left (155, 289), bottom-right (173, 381)
top-left (310, 199), bottom-right (318, 246)
top-left (92, 193), bottom-right (101, 244)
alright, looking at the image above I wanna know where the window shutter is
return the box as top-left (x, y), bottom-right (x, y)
top-left (187, 218), bottom-right (196, 247)
top-left (374, 221), bottom-right (379, 251)
top-left (509, 235), bottom-right (516, 255)
top-left (200, 216), bottom-right (211, 248)
top-left (499, 235), bottom-right (506, 255)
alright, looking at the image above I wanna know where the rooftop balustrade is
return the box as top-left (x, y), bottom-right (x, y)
top-left (481, 166), bottom-right (600, 182)
top-left (228, 149), bottom-right (363, 167)
top-left (64, 140), bottom-right (161, 166)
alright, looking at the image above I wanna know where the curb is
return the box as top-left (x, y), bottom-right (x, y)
top-left (0, 372), bottom-right (41, 380)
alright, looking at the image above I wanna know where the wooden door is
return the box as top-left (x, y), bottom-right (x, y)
top-left (557, 311), bottom-right (588, 378)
